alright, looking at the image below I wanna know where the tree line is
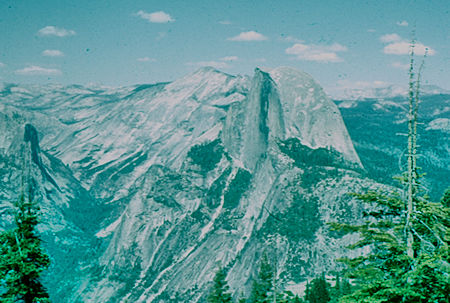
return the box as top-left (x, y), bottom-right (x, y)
top-left (207, 255), bottom-right (353, 303)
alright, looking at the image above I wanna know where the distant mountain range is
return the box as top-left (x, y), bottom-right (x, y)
top-left (332, 83), bottom-right (450, 100)
top-left (0, 67), bottom-right (448, 302)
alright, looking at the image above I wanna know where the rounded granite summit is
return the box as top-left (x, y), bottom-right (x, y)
top-left (258, 66), bottom-right (362, 166)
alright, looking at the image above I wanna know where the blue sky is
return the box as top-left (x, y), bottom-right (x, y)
top-left (1, 0), bottom-right (449, 96)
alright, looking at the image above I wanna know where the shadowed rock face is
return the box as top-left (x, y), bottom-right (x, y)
top-left (24, 123), bottom-right (40, 166)
top-left (23, 123), bottom-right (60, 191)
top-left (3, 67), bottom-right (446, 302)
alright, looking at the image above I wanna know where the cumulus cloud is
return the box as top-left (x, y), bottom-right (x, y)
top-left (137, 57), bottom-right (156, 62)
top-left (15, 65), bottom-right (62, 76)
top-left (38, 26), bottom-right (76, 37)
top-left (136, 10), bottom-right (174, 23)
top-left (380, 34), bottom-right (435, 56)
top-left (396, 20), bottom-right (409, 26)
top-left (391, 62), bottom-right (410, 70)
top-left (42, 49), bottom-right (64, 57)
top-left (380, 33), bottom-right (402, 43)
top-left (186, 61), bottom-right (229, 69)
top-left (285, 42), bottom-right (347, 62)
top-left (384, 41), bottom-right (435, 56)
top-left (228, 31), bottom-right (268, 41)
top-left (220, 56), bottom-right (238, 61)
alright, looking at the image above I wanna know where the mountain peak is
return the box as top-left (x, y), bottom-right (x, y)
top-left (268, 66), bottom-right (362, 166)
top-left (222, 66), bottom-right (362, 170)
top-left (190, 66), bottom-right (231, 78)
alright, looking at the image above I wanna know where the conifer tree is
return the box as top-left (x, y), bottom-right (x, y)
top-left (208, 266), bottom-right (233, 303)
top-left (330, 272), bottom-right (351, 302)
top-left (0, 193), bottom-right (51, 303)
top-left (330, 40), bottom-right (450, 302)
top-left (339, 279), bottom-right (351, 298)
top-left (275, 291), bottom-right (304, 303)
top-left (333, 273), bottom-right (340, 299)
top-left (304, 275), bottom-right (330, 303)
top-left (248, 253), bottom-right (274, 303)
top-left (291, 295), bottom-right (303, 303)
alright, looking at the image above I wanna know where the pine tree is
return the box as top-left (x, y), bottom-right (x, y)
top-left (333, 273), bottom-right (340, 299)
top-left (275, 291), bottom-right (304, 303)
top-left (291, 295), bottom-right (303, 303)
top-left (329, 273), bottom-right (351, 302)
top-left (329, 40), bottom-right (450, 302)
top-left (0, 193), bottom-right (51, 303)
top-left (304, 281), bottom-right (311, 303)
top-left (331, 188), bottom-right (449, 302)
top-left (340, 279), bottom-right (351, 297)
top-left (207, 266), bottom-right (233, 303)
top-left (248, 253), bottom-right (274, 303)
top-left (304, 275), bottom-right (330, 303)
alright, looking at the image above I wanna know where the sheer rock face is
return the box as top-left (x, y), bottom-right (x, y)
top-left (224, 67), bottom-right (361, 172)
top-left (1, 67), bottom-right (370, 302)
top-left (268, 67), bottom-right (361, 165)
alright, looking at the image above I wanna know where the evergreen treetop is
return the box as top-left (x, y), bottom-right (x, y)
top-left (207, 266), bottom-right (233, 303)
top-left (304, 274), bottom-right (330, 303)
top-left (248, 253), bottom-right (274, 303)
top-left (0, 193), bottom-right (51, 303)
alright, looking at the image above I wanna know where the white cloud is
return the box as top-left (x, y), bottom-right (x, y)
top-left (186, 61), bottom-right (229, 69)
top-left (281, 36), bottom-right (304, 43)
top-left (328, 43), bottom-right (348, 52)
top-left (380, 33), bottom-right (435, 56)
top-left (380, 34), bottom-right (435, 56)
top-left (136, 10), bottom-right (174, 23)
top-left (219, 20), bottom-right (232, 25)
top-left (391, 62), bottom-right (410, 70)
top-left (220, 56), bottom-right (238, 61)
top-left (396, 20), bottom-right (409, 26)
top-left (228, 31), bottom-right (268, 41)
top-left (285, 42), bottom-right (347, 62)
top-left (137, 57), bottom-right (156, 62)
top-left (15, 65), bottom-right (62, 76)
top-left (380, 33), bottom-right (402, 43)
top-left (0, 62), bottom-right (5, 67)
top-left (367, 29), bottom-right (376, 33)
top-left (42, 49), bottom-right (64, 57)
top-left (38, 26), bottom-right (76, 37)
